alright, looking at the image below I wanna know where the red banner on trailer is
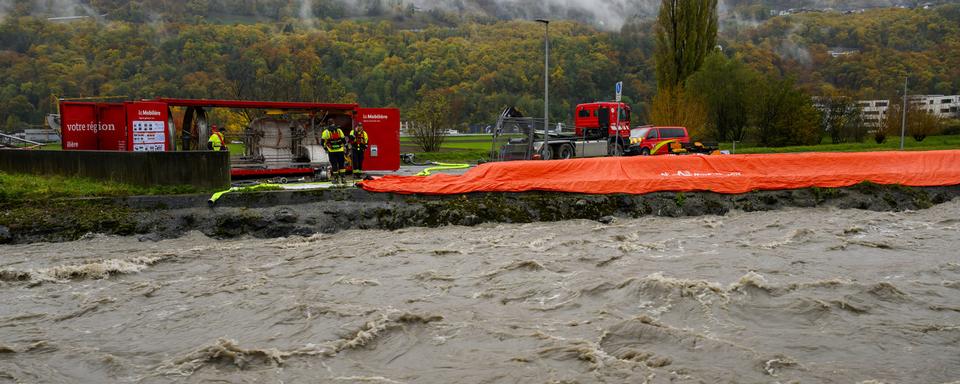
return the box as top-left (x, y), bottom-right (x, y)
top-left (97, 103), bottom-right (128, 151)
top-left (60, 102), bottom-right (129, 151)
top-left (60, 102), bottom-right (99, 150)
top-left (125, 102), bottom-right (169, 152)
top-left (358, 108), bottom-right (400, 171)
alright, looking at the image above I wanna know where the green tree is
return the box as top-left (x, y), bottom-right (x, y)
top-left (751, 77), bottom-right (822, 147)
top-left (654, 0), bottom-right (719, 90)
top-left (685, 52), bottom-right (756, 141)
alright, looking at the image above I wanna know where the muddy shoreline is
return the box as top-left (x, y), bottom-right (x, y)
top-left (1, 183), bottom-right (959, 244)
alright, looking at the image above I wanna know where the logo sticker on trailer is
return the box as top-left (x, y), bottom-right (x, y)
top-left (126, 102), bottom-right (169, 152)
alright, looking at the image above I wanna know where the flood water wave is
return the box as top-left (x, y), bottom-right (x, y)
top-left (1, 202), bottom-right (959, 383)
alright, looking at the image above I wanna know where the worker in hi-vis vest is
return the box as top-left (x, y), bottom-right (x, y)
top-left (207, 125), bottom-right (227, 151)
top-left (321, 119), bottom-right (348, 185)
top-left (348, 122), bottom-right (369, 179)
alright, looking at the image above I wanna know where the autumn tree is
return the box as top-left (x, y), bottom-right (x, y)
top-left (879, 99), bottom-right (905, 144)
top-left (408, 88), bottom-right (452, 152)
top-left (649, 87), bottom-right (709, 139)
top-left (877, 97), bottom-right (917, 143)
top-left (880, 100), bottom-right (942, 144)
top-left (910, 108), bottom-right (942, 142)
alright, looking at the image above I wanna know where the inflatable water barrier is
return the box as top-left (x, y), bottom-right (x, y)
top-left (360, 150), bottom-right (960, 195)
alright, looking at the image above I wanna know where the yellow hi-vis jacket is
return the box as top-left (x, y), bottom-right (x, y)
top-left (349, 129), bottom-right (369, 148)
top-left (321, 128), bottom-right (346, 152)
top-left (208, 132), bottom-right (225, 151)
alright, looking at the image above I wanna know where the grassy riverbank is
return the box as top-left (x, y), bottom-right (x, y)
top-left (722, 135), bottom-right (960, 154)
top-left (0, 172), bottom-right (205, 203)
top-left (405, 134), bottom-right (960, 162)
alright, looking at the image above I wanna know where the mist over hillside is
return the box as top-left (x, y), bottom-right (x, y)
top-left (0, 0), bottom-right (950, 30)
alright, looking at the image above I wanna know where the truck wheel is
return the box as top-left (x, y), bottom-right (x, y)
top-left (558, 143), bottom-right (574, 159)
top-left (640, 147), bottom-right (651, 156)
top-left (607, 142), bottom-right (624, 156)
top-left (540, 145), bottom-right (554, 160)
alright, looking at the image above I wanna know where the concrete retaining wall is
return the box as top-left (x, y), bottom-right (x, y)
top-left (0, 150), bottom-right (230, 189)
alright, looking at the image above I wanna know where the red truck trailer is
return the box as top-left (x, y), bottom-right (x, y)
top-left (58, 98), bottom-right (401, 178)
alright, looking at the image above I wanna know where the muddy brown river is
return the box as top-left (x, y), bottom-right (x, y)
top-left (1, 201), bottom-right (959, 383)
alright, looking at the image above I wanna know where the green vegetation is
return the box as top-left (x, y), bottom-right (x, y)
top-left (411, 133), bottom-right (960, 160)
top-left (1, 3), bottom-right (959, 149)
top-left (401, 135), bottom-right (493, 151)
top-left (0, 171), bottom-right (206, 202)
top-left (674, 192), bottom-right (686, 208)
top-left (685, 53), bottom-right (755, 142)
top-left (722, 134), bottom-right (960, 154)
top-left (409, 150), bottom-right (489, 164)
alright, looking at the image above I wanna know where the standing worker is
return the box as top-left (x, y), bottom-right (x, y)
top-left (207, 124), bottom-right (227, 151)
top-left (321, 119), bottom-right (347, 184)
top-left (348, 122), bottom-right (369, 179)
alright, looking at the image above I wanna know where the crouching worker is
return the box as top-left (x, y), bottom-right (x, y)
top-left (321, 119), bottom-right (348, 184)
top-left (349, 123), bottom-right (369, 179)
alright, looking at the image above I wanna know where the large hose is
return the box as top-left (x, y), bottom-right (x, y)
top-left (401, 153), bottom-right (471, 176)
top-left (416, 162), bottom-right (470, 176)
top-left (208, 183), bottom-right (282, 205)
top-left (208, 180), bottom-right (357, 205)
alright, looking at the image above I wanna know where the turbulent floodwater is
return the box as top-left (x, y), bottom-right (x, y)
top-left (1, 202), bottom-right (960, 384)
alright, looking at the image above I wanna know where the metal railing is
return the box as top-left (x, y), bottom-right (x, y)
top-left (0, 133), bottom-right (43, 149)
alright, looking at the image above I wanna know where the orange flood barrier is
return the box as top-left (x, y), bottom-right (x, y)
top-left (361, 150), bottom-right (960, 195)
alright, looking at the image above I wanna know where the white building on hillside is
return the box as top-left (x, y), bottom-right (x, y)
top-left (857, 95), bottom-right (960, 127)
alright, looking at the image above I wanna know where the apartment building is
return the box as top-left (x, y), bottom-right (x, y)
top-left (857, 95), bottom-right (960, 126)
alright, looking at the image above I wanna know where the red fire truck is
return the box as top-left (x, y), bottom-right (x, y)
top-left (57, 98), bottom-right (400, 178)
top-left (574, 101), bottom-right (631, 140)
top-left (495, 101), bottom-right (632, 160)
top-left (493, 101), bottom-right (716, 160)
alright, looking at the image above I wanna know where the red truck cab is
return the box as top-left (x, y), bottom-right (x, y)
top-left (574, 102), bottom-right (630, 140)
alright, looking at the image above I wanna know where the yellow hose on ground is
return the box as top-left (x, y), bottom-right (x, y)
top-left (416, 162), bottom-right (471, 176)
top-left (208, 184), bottom-right (282, 204)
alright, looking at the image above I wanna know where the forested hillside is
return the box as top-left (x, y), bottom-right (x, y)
top-left (723, 5), bottom-right (960, 98)
top-left (0, 1), bottom-right (958, 132)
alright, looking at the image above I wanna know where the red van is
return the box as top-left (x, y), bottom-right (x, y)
top-left (627, 126), bottom-right (690, 155)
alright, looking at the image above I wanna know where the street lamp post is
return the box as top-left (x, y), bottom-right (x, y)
top-left (900, 77), bottom-right (908, 150)
top-left (536, 19), bottom-right (549, 157)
